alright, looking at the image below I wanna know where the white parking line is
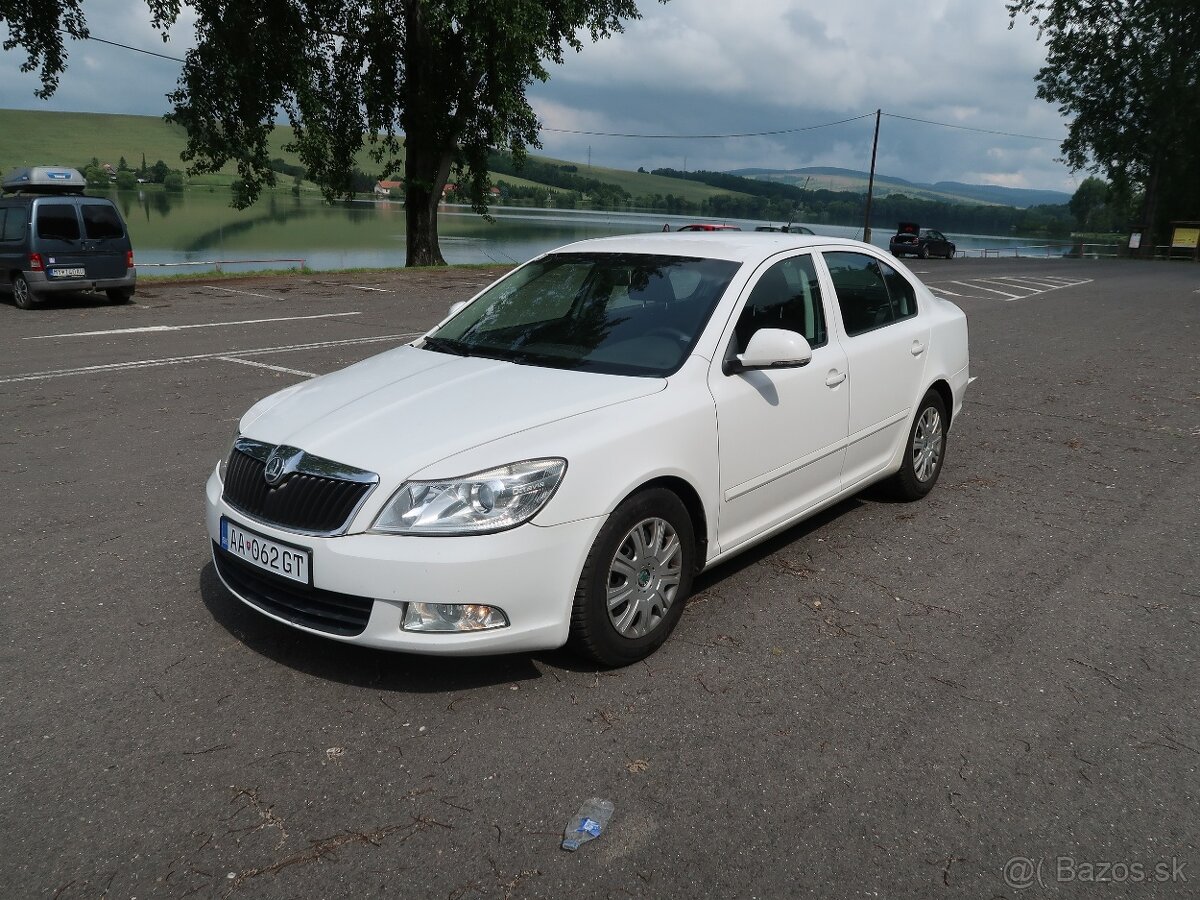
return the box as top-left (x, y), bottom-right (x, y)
top-left (945, 280), bottom-right (1022, 299)
top-left (969, 280), bottom-right (1027, 299)
top-left (0, 332), bottom-right (422, 384)
top-left (217, 357), bottom-right (318, 378)
top-left (349, 285), bottom-right (395, 293)
top-left (204, 285), bottom-right (276, 299)
top-left (24, 312), bottom-right (363, 340)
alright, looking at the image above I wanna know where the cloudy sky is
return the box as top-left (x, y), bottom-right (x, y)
top-left (0, 0), bottom-right (1077, 194)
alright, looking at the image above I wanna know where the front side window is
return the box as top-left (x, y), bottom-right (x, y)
top-left (732, 254), bottom-right (827, 353)
top-left (824, 251), bottom-right (918, 336)
top-left (428, 252), bottom-right (741, 377)
top-left (81, 203), bottom-right (125, 239)
top-left (36, 204), bottom-right (81, 241)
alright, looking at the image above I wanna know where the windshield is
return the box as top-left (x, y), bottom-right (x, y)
top-left (426, 252), bottom-right (741, 377)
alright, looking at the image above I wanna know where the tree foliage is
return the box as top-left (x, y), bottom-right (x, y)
top-left (161, 0), bottom-right (658, 266)
top-left (1008, 0), bottom-right (1200, 250)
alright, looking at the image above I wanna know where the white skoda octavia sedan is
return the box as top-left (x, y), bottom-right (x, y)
top-left (206, 233), bottom-right (969, 665)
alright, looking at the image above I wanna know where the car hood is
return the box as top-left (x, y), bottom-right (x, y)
top-left (239, 345), bottom-right (666, 478)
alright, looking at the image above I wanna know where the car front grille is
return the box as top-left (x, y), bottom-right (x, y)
top-left (222, 440), bottom-right (378, 535)
top-left (213, 542), bottom-right (375, 636)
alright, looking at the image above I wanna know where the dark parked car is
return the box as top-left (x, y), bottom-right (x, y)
top-left (889, 222), bottom-right (956, 259)
top-left (0, 166), bottom-right (137, 310)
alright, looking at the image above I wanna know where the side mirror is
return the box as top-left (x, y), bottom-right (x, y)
top-left (447, 300), bottom-right (468, 317)
top-left (725, 328), bottom-right (812, 375)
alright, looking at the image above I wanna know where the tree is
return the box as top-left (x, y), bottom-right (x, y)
top-left (1069, 176), bottom-right (1109, 231)
top-left (2, 1), bottom-right (659, 267)
top-left (1008, 1), bottom-right (1200, 254)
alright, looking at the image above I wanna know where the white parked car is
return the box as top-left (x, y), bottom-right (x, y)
top-left (206, 234), bottom-right (969, 665)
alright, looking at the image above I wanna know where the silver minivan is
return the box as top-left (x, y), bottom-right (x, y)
top-left (0, 167), bottom-right (137, 310)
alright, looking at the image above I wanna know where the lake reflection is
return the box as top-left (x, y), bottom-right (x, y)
top-left (109, 189), bottom-right (1077, 274)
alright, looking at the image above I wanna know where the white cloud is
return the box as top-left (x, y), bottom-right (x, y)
top-left (1, 0), bottom-right (1075, 192)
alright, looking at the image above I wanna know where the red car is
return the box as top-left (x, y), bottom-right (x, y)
top-left (675, 223), bottom-right (742, 232)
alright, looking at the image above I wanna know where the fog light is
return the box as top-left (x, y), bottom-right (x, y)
top-left (402, 602), bottom-right (509, 633)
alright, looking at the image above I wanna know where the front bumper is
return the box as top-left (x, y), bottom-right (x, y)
top-left (205, 465), bottom-right (604, 654)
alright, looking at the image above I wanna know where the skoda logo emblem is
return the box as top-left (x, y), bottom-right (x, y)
top-left (263, 446), bottom-right (300, 486)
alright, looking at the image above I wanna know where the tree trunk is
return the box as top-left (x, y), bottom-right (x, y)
top-left (1138, 153), bottom-right (1163, 259)
top-left (404, 142), bottom-right (452, 267)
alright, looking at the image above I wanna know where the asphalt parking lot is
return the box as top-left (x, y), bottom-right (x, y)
top-left (2, 257), bottom-right (1197, 898)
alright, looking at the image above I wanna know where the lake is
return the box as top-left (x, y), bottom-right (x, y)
top-left (109, 189), bottom-right (1079, 273)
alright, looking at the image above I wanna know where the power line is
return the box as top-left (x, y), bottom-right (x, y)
top-left (68, 31), bottom-right (185, 63)
top-left (62, 34), bottom-right (1067, 146)
top-left (883, 112), bottom-right (1061, 142)
top-left (539, 113), bottom-right (875, 140)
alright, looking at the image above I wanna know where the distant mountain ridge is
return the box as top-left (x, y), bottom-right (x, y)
top-left (729, 165), bottom-right (1070, 209)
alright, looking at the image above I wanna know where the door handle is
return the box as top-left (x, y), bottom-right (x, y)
top-left (910, 340), bottom-right (926, 356)
top-left (825, 370), bottom-right (847, 387)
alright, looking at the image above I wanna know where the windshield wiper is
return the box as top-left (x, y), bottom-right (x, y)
top-left (421, 336), bottom-right (470, 357)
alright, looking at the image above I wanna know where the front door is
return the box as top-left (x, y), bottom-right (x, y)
top-left (708, 252), bottom-right (850, 554)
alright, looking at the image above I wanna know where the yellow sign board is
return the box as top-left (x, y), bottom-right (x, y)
top-left (1171, 226), bottom-right (1200, 248)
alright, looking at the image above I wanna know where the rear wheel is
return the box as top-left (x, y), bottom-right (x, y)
top-left (12, 274), bottom-right (36, 310)
top-left (885, 390), bottom-right (947, 500)
top-left (569, 488), bottom-right (695, 666)
top-left (106, 288), bottom-right (134, 304)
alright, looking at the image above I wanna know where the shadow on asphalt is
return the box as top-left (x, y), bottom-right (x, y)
top-left (198, 494), bottom-right (872, 687)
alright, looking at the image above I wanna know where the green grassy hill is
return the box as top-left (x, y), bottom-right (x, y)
top-left (524, 153), bottom-right (750, 203)
top-left (0, 109), bottom-right (744, 202)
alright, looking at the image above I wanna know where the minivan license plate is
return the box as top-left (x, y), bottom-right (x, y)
top-left (220, 517), bottom-right (311, 585)
top-left (50, 267), bottom-right (86, 277)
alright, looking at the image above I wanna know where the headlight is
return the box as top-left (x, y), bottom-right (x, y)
top-left (372, 458), bottom-right (567, 535)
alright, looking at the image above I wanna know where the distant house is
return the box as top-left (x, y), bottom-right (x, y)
top-left (442, 183), bottom-right (458, 198)
top-left (374, 180), bottom-right (404, 196)
top-left (488, 186), bottom-right (502, 198)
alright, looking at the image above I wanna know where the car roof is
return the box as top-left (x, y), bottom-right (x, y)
top-left (546, 231), bottom-right (876, 265)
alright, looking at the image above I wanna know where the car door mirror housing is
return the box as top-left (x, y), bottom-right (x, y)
top-left (725, 328), bottom-right (813, 374)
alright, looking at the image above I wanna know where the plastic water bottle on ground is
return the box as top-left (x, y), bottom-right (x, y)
top-left (561, 798), bottom-right (614, 851)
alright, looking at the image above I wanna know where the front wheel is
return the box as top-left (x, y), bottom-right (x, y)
top-left (569, 488), bottom-right (695, 666)
top-left (885, 390), bottom-right (948, 500)
top-left (12, 274), bottom-right (37, 310)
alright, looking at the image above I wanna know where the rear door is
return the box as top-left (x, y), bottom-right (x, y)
top-left (79, 200), bottom-right (130, 278)
top-left (820, 250), bottom-right (930, 489)
top-left (33, 200), bottom-right (90, 284)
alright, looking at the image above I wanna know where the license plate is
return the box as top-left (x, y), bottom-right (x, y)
top-left (50, 267), bottom-right (86, 277)
top-left (220, 517), bottom-right (311, 585)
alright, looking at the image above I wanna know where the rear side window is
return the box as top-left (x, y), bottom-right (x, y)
top-left (1, 207), bottom-right (24, 241)
top-left (36, 204), bottom-right (81, 241)
top-left (82, 203), bottom-right (125, 239)
top-left (824, 251), bottom-right (918, 336)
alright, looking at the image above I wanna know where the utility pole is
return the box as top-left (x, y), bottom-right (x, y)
top-left (863, 109), bottom-right (881, 244)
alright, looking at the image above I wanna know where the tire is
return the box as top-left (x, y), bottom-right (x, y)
top-left (885, 390), bottom-right (948, 501)
top-left (569, 488), bottom-right (696, 666)
top-left (946, 248), bottom-right (955, 259)
top-left (918, 244), bottom-right (929, 260)
top-left (12, 273), bottom-right (36, 310)
top-left (106, 288), bottom-right (134, 304)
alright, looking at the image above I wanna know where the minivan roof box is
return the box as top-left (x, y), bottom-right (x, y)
top-left (2, 166), bottom-right (87, 195)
